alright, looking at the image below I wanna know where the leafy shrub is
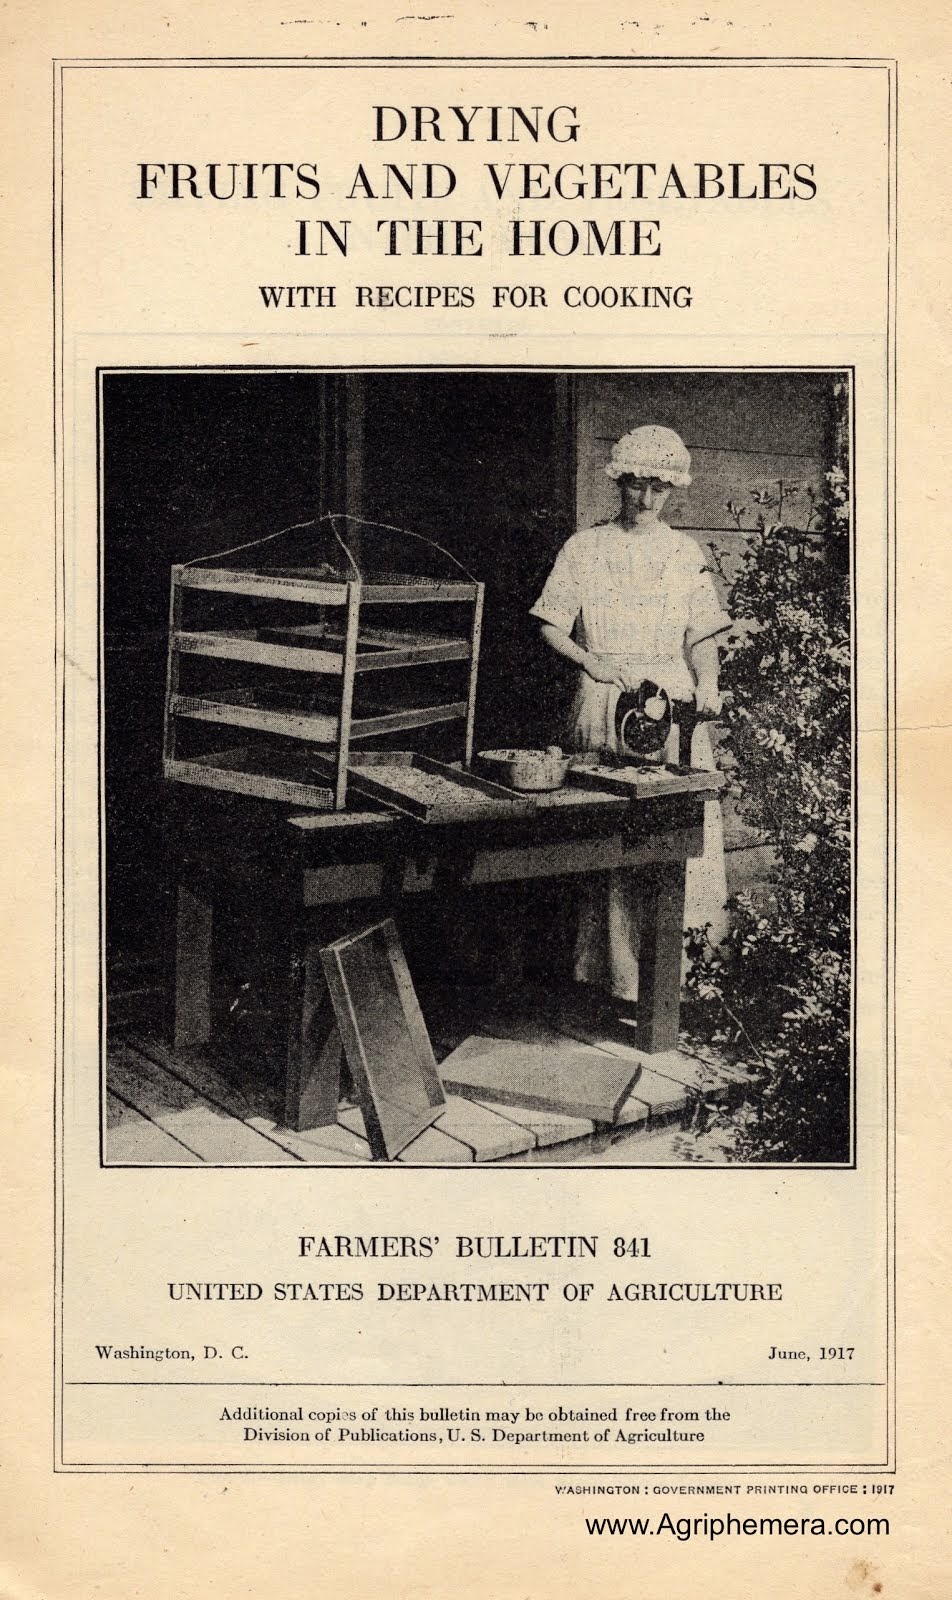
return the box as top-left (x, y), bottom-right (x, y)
top-left (684, 415), bottom-right (852, 1163)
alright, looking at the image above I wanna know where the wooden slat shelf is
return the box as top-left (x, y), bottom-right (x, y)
top-left (347, 624), bottom-right (452, 648)
top-left (169, 690), bottom-right (469, 746)
top-left (175, 626), bottom-right (470, 675)
top-left (171, 691), bottom-right (339, 744)
top-left (258, 621), bottom-right (472, 670)
top-left (349, 700), bottom-right (470, 739)
top-left (265, 566), bottom-right (480, 602)
top-left (361, 582), bottom-right (478, 603)
top-left (355, 639), bottom-right (471, 670)
top-left (175, 629), bottom-right (345, 674)
top-left (178, 565), bottom-right (479, 605)
top-left (177, 567), bottom-right (349, 605)
top-left (260, 611), bottom-right (473, 662)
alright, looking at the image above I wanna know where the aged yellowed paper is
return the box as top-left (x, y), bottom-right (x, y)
top-left (3, 1), bottom-right (950, 1595)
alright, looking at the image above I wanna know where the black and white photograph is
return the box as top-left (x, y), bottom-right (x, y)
top-left (102, 366), bottom-right (852, 1168)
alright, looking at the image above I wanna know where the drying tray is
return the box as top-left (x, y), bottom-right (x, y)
top-left (567, 760), bottom-right (726, 800)
top-left (314, 752), bottom-right (539, 825)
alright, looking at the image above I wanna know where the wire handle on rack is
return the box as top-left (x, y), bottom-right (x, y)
top-left (182, 512), bottom-right (476, 584)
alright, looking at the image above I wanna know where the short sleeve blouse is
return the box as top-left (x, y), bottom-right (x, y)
top-left (530, 523), bottom-right (729, 661)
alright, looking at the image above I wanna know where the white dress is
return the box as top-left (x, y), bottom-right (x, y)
top-left (530, 518), bottom-right (729, 1001)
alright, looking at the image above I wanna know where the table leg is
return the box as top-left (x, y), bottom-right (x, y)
top-left (171, 880), bottom-right (214, 1048)
top-left (634, 860), bottom-right (687, 1054)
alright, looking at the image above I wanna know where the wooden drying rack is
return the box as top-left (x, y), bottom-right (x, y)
top-left (163, 517), bottom-right (485, 812)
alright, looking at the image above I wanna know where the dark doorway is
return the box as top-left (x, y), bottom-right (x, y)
top-left (102, 368), bottom-right (578, 1019)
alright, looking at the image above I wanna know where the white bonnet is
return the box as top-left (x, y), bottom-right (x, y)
top-left (605, 425), bottom-right (692, 487)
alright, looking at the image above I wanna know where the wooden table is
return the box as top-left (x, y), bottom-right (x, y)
top-left (165, 771), bottom-right (722, 1131)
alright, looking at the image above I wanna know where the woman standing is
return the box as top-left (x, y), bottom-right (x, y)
top-left (530, 424), bottom-right (729, 1005)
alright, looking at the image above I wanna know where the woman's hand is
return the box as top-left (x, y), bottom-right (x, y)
top-left (538, 623), bottom-right (626, 687)
top-left (694, 682), bottom-right (723, 717)
top-left (619, 666), bottom-right (651, 692)
top-left (584, 656), bottom-right (627, 689)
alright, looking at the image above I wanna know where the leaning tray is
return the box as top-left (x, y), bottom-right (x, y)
top-left (314, 752), bottom-right (539, 824)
